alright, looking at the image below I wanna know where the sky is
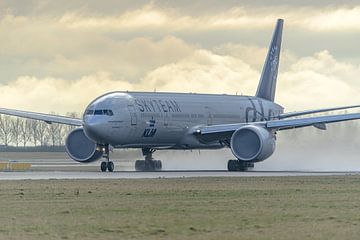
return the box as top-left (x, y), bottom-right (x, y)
top-left (1, 0), bottom-right (360, 114)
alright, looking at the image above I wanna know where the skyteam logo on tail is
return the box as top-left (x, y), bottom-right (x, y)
top-left (270, 46), bottom-right (279, 72)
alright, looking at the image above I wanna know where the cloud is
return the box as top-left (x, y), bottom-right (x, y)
top-left (0, 72), bottom-right (134, 114)
top-left (1, 1), bottom-right (360, 116)
top-left (142, 49), bottom-right (259, 94)
top-left (278, 50), bottom-right (360, 110)
top-left (302, 6), bottom-right (360, 31)
top-left (1, 49), bottom-right (359, 115)
top-left (55, 4), bottom-right (360, 32)
top-left (0, 12), bottom-right (195, 80)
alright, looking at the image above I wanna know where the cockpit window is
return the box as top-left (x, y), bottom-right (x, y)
top-left (85, 109), bottom-right (94, 115)
top-left (86, 109), bottom-right (113, 116)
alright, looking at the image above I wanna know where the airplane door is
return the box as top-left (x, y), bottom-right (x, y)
top-left (128, 105), bottom-right (137, 125)
top-left (205, 106), bottom-right (213, 125)
top-left (164, 112), bottom-right (169, 126)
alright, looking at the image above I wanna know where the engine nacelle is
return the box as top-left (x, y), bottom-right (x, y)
top-left (65, 128), bottom-right (103, 162)
top-left (230, 125), bottom-right (276, 162)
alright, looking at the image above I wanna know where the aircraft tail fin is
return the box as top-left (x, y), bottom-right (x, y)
top-left (255, 19), bottom-right (283, 102)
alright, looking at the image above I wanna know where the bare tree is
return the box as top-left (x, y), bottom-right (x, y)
top-left (0, 115), bottom-right (12, 146)
top-left (19, 119), bottom-right (32, 147)
top-left (31, 120), bottom-right (38, 146)
top-left (64, 112), bottom-right (79, 134)
top-left (36, 121), bottom-right (49, 146)
top-left (56, 124), bottom-right (65, 145)
top-left (47, 123), bottom-right (59, 146)
top-left (10, 118), bottom-right (21, 146)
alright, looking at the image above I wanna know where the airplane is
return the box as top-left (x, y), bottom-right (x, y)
top-left (1, 18), bottom-right (360, 172)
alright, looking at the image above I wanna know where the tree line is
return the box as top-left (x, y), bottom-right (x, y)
top-left (0, 113), bottom-right (79, 147)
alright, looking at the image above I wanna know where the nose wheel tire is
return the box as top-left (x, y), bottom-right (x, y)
top-left (101, 161), bottom-right (107, 172)
top-left (100, 161), bottom-right (114, 172)
top-left (107, 161), bottom-right (114, 172)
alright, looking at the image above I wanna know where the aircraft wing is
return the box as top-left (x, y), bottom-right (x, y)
top-left (195, 112), bottom-right (360, 141)
top-left (0, 108), bottom-right (82, 126)
top-left (278, 105), bottom-right (360, 119)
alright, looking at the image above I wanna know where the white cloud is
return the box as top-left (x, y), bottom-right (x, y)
top-left (302, 6), bottom-right (360, 31)
top-left (1, 49), bottom-right (359, 115)
top-left (0, 72), bottom-right (134, 114)
top-left (1, 2), bottom-right (360, 116)
top-left (278, 51), bottom-right (360, 110)
top-left (55, 4), bottom-right (360, 32)
top-left (142, 49), bottom-right (259, 95)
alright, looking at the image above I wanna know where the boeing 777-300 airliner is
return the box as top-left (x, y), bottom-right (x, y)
top-left (1, 19), bottom-right (360, 172)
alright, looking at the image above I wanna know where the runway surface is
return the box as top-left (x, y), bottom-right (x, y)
top-left (0, 170), bottom-right (359, 180)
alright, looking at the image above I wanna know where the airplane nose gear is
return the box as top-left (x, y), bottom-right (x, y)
top-left (135, 148), bottom-right (162, 171)
top-left (100, 144), bottom-right (114, 172)
top-left (227, 160), bottom-right (254, 171)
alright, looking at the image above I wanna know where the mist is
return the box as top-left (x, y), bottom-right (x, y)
top-left (127, 120), bottom-right (360, 171)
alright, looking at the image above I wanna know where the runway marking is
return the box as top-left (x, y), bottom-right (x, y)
top-left (0, 171), bottom-right (358, 180)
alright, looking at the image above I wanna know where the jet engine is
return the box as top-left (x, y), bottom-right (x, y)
top-left (65, 128), bottom-right (103, 162)
top-left (230, 125), bottom-right (276, 162)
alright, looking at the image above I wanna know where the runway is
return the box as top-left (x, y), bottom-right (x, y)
top-left (0, 170), bottom-right (359, 180)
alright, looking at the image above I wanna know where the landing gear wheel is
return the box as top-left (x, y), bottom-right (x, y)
top-left (227, 160), bottom-right (239, 171)
top-left (135, 160), bottom-right (145, 171)
top-left (154, 160), bottom-right (162, 171)
top-left (135, 160), bottom-right (162, 171)
top-left (101, 161), bottom-right (107, 172)
top-left (135, 148), bottom-right (163, 171)
top-left (227, 160), bottom-right (254, 172)
top-left (145, 160), bottom-right (154, 171)
top-left (107, 161), bottom-right (114, 172)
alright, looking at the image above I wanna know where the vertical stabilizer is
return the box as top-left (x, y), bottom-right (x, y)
top-left (255, 19), bottom-right (283, 102)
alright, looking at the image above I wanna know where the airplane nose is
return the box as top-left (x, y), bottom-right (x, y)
top-left (82, 107), bottom-right (116, 143)
top-left (83, 118), bottom-right (104, 143)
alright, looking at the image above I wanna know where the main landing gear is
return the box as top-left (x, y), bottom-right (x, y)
top-left (100, 144), bottom-right (114, 172)
top-left (135, 148), bottom-right (162, 171)
top-left (227, 160), bottom-right (254, 172)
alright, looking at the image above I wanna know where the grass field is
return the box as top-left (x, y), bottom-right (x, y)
top-left (1, 176), bottom-right (360, 239)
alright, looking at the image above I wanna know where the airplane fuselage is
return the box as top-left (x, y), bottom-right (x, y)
top-left (83, 92), bottom-right (284, 149)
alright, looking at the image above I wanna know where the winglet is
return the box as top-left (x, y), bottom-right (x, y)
top-left (255, 19), bottom-right (283, 102)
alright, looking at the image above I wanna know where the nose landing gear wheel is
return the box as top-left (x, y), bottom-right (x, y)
top-left (101, 161), bottom-right (107, 172)
top-left (107, 161), bottom-right (114, 172)
top-left (100, 144), bottom-right (115, 172)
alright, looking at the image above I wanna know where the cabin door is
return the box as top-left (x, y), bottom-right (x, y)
top-left (205, 106), bottom-right (213, 125)
top-left (128, 105), bottom-right (137, 125)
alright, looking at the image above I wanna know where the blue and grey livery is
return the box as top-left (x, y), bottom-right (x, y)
top-left (0, 19), bottom-right (360, 172)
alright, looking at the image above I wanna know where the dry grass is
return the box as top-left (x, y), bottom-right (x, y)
top-left (0, 176), bottom-right (360, 239)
